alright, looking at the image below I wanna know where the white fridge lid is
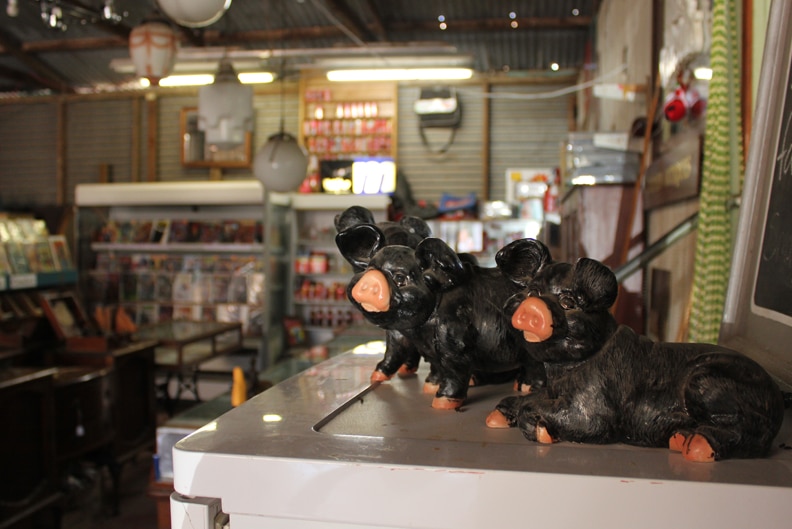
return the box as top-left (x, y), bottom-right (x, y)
top-left (173, 343), bottom-right (792, 528)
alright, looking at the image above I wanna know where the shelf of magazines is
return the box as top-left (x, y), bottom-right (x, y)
top-left (1, 269), bottom-right (78, 291)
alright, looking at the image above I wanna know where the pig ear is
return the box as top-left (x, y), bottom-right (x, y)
top-left (334, 206), bottom-right (375, 233)
top-left (335, 224), bottom-right (386, 271)
top-left (573, 258), bottom-right (618, 310)
top-left (416, 238), bottom-right (465, 291)
top-left (399, 216), bottom-right (432, 239)
top-left (496, 238), bottom-right (551, 285)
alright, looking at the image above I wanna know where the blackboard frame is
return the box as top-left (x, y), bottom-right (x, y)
top-left (721, 0), bottom-right (792, 390)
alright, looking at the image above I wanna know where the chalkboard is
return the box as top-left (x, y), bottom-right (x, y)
top-left (754, 55), bottom-right (792, 318)
top-left (721, 0), bottom-right (792, 389)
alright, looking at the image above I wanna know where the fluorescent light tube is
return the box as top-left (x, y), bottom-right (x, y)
top-left (327, 68), bottom-right (473, 82)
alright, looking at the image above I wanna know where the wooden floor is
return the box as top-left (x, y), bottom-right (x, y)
top-left (61, 449), bottom-right (159, 529)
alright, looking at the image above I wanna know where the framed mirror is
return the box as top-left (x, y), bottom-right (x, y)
top-left (180, 107), bottom-right (252, 168)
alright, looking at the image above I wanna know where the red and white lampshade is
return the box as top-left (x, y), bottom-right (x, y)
top-left (129, 17), bottom-right (178, 86)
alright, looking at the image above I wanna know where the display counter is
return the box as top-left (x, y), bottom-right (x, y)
top-left (171, 347), bottom-right (792, 529)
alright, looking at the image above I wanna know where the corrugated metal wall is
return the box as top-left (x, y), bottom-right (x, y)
top-left (66, 97), bottom-right (135, 202)
top-left (396, 85), bottom-right (487, 202)
top-left (0, 100), bottom-right (59, 207)
top-left (488, 84), bottom-right (572, 200)
top-left (396, 82), bottom-right (572, 204)
top-left (0, 81), bottom-right (569, 207)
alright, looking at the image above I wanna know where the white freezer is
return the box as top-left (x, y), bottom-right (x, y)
top-left (172, 342), bottom-right (792, 529)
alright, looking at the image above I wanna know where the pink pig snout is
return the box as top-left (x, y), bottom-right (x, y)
top-left (351, 269), bottom-right (391, 312)
top-left (512, 296), bottom-right (554, 342)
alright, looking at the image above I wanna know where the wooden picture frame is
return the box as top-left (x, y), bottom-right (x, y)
top-left (39, 291), bottom-right (91, 339)
top-left (180, 107), bottom-right (253, 168)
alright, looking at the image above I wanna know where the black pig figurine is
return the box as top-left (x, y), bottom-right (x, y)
top-left (336, 224), bottom-right (546, 409)
top-left (487, 238), bottom-right (786, 462)
top-left (335, 206), bottom-right (432, 379)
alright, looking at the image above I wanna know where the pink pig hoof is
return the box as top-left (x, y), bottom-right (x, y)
top-left (432, 396), bottom-right (464, 410)
top-left (396, 365), bottom-right (418, 377)
top-left (485, 410), bottom-right (510, 428)
top-left (682, 434), bottom-right (716, 463)
top-left (423, 381), bottom-right (439, 394)
top-left (370, 370), bottom-right (392, 383)
top-left (536, 425), bottom-right (555, 444)
top-left (668, 432), bottom-right (686, 452)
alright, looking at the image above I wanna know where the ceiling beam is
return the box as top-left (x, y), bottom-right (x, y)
top-left (9, 13), bottom-right (592, 56)
top-left (0, 28), bottom-right (74, 93)
top-left (388, 16), bottom-right (593, 32)
top-left (59, 0), bottom-right (131, 40)
top-left (359, 0), bottom-right (388, 41)
top-left (318, 0), bottom-right (376, 43)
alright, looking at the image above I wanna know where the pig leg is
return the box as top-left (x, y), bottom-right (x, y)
top-left (372, 330), bottom-right (421, 382)
top-left (671, 355), bottom-right (783, 461)
top-left (429, 363), bottom-right (471, 410)
top-left (488, 393), bottom-right (619, 445)
top-left (514, 360), bottom-right (547, 393)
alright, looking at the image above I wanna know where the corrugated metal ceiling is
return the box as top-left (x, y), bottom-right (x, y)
top-left (0, 0), bottom-right (596, 95)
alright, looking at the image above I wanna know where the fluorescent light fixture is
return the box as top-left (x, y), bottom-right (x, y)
top-left (238, 72), bottom-right (274, 84)
top-left (327, 68), bottom-right (473, 82)
top-left (159, 74), bottom-right (214, 87)
top-left (693, 67), bottom-right (712, 80)
top-left (151, 72), bottom-right (274, 87)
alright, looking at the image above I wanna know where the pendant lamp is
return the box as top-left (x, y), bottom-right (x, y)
top-left (253, 57), bottom-right (308, 193)
top-left (198, 58), bottom-right (253, 149)
top-left (156, 0), bottom-right (232, 28)
top-left (128, 14), bottom-right (178, 86)
top-left (253, 131), bottom-right (309, 193)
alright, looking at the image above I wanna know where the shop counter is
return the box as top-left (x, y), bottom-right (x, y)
top-left (171, 346), bottom-right (792, 529)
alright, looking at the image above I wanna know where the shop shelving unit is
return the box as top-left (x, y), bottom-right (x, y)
top-left (288, 193), bottom-right (389, 346)
top-left (74, 181), bottom-right (291, 369)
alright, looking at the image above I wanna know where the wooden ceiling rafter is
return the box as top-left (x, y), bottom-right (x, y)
top-left (0, 28), bottom-right (75, 93)
top-left (358, 0), bottom-right (388, 41)
top-left (320, 0), bottom-right (379, 43)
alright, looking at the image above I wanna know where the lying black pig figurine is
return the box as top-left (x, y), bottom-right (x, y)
top-left (336, 224), bottom-right (546, 409)
top-left (486, 238), bottom-right (786, 462)
top-left (335, 206), bottom-right (431, 378)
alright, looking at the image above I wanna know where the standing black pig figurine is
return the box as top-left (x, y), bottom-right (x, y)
top-left (335, 206), bottom-right (431, 379)
top-left (336, 224), bottom-right (546, 409)
top-left (487, 238), bottom-right (786, 462)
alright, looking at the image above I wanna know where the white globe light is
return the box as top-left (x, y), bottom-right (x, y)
top-left (156, 0), bottom-right (232, 28)
top-left (253, 133), bottom-right (309, 193)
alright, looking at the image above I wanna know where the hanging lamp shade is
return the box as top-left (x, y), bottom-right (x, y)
top-left (198, 58), bottom-right (253, 149)
top-left (156, 0), bottom-right (232, 28)
top-left (128, 16), bottom-right (178, 86)
top-left (253, 132), bottom-right (309, 193)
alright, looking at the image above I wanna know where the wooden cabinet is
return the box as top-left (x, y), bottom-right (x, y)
top-left (0, 368), bottom-right (61, 529)
top-left (300, 79), bottom-right (397, 168)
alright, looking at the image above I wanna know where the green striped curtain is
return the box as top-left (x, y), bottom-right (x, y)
top-left (689, 0), bottom-right (744, 343)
